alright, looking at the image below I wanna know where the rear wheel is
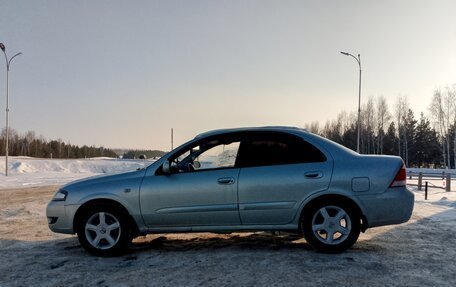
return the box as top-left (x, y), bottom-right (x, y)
top-left (76, 204), bottom-right (131, 256)
top-left (302, 200), bottom-right (360, 253)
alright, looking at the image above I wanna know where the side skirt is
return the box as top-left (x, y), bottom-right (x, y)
top-left (140, 224), bottom-right (299, 234)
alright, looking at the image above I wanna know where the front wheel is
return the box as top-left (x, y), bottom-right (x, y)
top-left (302, 201), bottom-right (360, 253)
top-left (76, 204), bottom-right (131, 256)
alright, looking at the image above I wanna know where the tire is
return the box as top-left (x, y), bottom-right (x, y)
top-left (302, 200), bottom-right (360, 253)
top-left (76, 203), bottom-right (131, 256)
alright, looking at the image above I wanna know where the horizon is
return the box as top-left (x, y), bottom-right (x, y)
top-left (1, 1), bottom-right (455, 150)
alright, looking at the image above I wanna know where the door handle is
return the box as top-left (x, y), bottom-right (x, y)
top-left (305, 171), bottom-right (323, 178)
top-left (217, 177), bottom-right (235, 185)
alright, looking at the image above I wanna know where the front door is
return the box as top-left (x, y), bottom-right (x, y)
top-left (140, 138), bottom-right (242, 227)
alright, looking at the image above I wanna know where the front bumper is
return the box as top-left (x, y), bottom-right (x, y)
top-left (46, 201), bottom-right (80, 234)
top-left (357, 186), bottom-right (414, 228)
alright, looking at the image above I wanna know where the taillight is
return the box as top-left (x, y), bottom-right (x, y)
top-left (389, 163), bottom-right (406, 187)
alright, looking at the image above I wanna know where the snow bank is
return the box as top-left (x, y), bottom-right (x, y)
top-left (0, 157), bottom-right (155, 190)
top-left (410, 184), bottom-right (456, 226)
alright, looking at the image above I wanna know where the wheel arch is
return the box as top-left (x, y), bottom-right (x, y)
top-left (73, 198), bottom-right (140, 237)
top-left (299, 194), bottom-right (368, 232)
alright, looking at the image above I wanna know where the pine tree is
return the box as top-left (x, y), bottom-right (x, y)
top-left (414, 113), bottom-right (441, 167)
top-left (383, 122), bottom-right (398, 155)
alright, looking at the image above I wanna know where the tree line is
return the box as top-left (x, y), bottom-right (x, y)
top-left (0, 129), bottom-right (168, 159)
top-left (306, 85), bottom-right (456, 168)
top-left (0, 129), bottom-right (118, 159)
top-left (122, 150), bottom-right (166, 159)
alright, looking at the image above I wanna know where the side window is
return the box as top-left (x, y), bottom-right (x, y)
top-left (236, 133), bottom-right (326, 167)
top-left (169, 140), bottom-right (240, 173)
top-left (197, 142), bottom-right (240, 170)
top-left (299, 140), bottom-right (327, 163)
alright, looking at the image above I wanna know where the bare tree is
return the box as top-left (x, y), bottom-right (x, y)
top-left (322, 118), bottom-right (342, 142)
top-left (362, 97), bottom-right (376, 154)
top-left (429, 88), bottom-right (455, 168)
top-left (304, 122), bottom-right (320, 134)
top-left (24, 131), bottom-right (36, 155)
top-left (58, 138), bottom-right (63, 158)
top-left (395, 96), bottom-right (409, 160)
top-left (450, 85), bottom-right (456, 168)
top-left (1, 127), bottom-right (19, 156)
top-left (376, 95), bottom-right (391, 154)
top-left (321, 111), bottom-right (357, 143)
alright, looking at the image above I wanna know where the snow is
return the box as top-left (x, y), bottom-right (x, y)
top-left (0, 157), bottom-right (155, 190)
top-left (0, 158), bottom-right (456, 286)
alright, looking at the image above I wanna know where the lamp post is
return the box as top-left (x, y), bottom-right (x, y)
top-left (340, 51), bottom-right (362, 153)
top-left (1, 43), bottom-right (22, 176)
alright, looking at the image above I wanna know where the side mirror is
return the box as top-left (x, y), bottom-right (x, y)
top-left (193, 160), bottom-right (201, 169)
top-left (162, 160), bottom-right (171, 174)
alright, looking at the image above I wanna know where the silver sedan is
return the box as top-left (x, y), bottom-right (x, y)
top-left (47, 127), bottom-right (414, 256)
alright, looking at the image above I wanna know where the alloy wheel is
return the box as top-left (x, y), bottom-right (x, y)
top-left (84, 212), bottom-right (121, 250)
top-left (311, 205), bottom-right (352, 245)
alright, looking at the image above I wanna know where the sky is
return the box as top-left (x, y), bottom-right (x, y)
top-left (0, 0), bottom-right (455, 151)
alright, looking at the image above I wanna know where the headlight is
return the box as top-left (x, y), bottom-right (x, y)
top-left (52, 190), bottom-right (68, 201)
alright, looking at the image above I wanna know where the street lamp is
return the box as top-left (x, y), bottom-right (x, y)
top-left (340, 51), bottom-right (362, 153)
top-left (1, 43), bottom-right (22, 176)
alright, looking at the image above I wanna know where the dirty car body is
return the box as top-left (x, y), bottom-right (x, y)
top-left (47, 127), bottom-right (414, 256)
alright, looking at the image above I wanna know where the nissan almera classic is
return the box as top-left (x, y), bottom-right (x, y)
top-left (47, 126), bottom-right (414, 256)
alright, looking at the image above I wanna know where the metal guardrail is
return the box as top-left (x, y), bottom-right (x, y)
top-left (407, 171), bottom-right (452, 192)
top-left (408, 171), bottom-right (455, 179)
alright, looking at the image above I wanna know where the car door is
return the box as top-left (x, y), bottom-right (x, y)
top-left (236, 132), bottom-right (333, 225)
top-left (139, 137), bottom-right (242, 227)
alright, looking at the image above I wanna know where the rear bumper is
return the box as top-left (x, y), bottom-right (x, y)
top-left (357, 187), bottom-right (414, 228)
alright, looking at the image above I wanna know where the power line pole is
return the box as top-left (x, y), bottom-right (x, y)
top-left (171, 128), bottom-right (174, 151)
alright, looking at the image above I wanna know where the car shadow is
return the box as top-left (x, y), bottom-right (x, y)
top-left (129, 232), bottom-right (312, 253)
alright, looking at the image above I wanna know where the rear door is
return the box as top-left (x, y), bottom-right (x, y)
top-left (236, 132), bottom-right (333, 225)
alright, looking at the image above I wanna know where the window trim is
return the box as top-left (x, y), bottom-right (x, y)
top-left (155, 130), bottom-right (327, 175)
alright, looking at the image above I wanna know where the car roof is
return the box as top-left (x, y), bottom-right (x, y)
top-left (194, 126), bottom-right (308, 139)
top-left (194, 126), bottom-right (359, 158)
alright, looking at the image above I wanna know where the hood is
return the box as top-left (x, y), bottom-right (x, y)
top-left (62, 169), bottom-right (146, 192)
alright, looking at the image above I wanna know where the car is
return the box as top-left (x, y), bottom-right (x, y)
top-left (47, 126), bottom-right (414, 256)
